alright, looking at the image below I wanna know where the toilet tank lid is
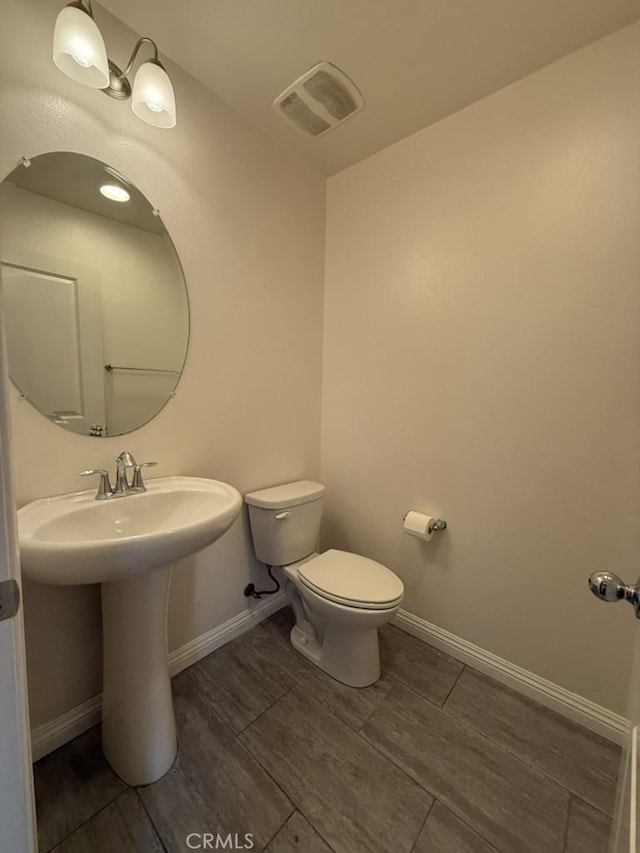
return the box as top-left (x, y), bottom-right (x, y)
top-left (244, 480), bottom-right (325, 509)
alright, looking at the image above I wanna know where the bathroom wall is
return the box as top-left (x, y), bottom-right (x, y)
top-left (0, 0), bottom-right (325, 728)
top-left (322, 22), bottom-right (640, 714)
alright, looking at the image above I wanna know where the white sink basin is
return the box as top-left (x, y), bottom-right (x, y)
top-left (18, 476), bottom-right (242, 585)
top-left (17, 474), bottom-right (242, 787)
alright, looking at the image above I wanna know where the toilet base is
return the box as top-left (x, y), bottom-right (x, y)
top-left (290, 623), bottom-right (381, 688)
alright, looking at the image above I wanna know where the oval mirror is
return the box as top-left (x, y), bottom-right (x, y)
top-left (0, 152), bottom-right (189, 437)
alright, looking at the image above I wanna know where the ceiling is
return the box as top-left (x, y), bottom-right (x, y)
top-left (8, 153), bottom-right (165, 235)
top-left (99, 0), bottom-right (640, 175)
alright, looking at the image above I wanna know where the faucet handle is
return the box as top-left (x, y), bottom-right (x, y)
top-left (131, 461), bottom-right (158, 492)
top-left (78, 469), bottom-right (113, 500)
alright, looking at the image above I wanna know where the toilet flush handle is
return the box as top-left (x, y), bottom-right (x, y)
top-left (275, 511), bottom-right (291, 520)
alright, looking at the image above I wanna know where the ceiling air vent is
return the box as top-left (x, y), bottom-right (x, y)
top-left (273, 61), bottom-right (364, 138)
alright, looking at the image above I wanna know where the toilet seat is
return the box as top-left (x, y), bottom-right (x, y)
top-left (297, 549), bottom-right (404, 610)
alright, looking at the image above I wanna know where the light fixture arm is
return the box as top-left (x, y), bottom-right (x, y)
top-left (116, 37), bottom-right (161, 80)
top-left (103, 36), bottom-right (164, 100)
top-left (71, 0), bottom-right (94, 16)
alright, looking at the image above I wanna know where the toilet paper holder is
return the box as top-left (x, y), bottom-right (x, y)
top-left (427, 517), bottom-right (447, 534)
top-left (403, 513), bottom-right (447, 535)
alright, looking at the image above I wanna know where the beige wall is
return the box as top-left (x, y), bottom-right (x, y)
top-left (1, 0), bottom-right (637, 733)
top-left (0, 0), bottom-right (325, 727)
top-left (322, 23), bottom-right (640, 714)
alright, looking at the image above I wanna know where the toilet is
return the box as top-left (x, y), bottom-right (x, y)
top-left (245, 480), bottom-right (404, 687)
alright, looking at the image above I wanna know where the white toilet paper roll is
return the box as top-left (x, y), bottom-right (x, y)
top-left (403, 511), bottom-right (435, 541)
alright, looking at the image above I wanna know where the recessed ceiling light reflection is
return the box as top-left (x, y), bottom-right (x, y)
top-left (100, 183), bottom-right (130, 202)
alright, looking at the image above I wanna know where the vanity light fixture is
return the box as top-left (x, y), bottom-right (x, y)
top-left (100, 183), bottom-right (130, 202)
top-left (53, 0), bottom-right (176, 129)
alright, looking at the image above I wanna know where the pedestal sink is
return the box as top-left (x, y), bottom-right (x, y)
top-left (17, 476), bottom-right (242, 785)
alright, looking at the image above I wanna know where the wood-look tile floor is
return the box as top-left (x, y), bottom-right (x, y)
top-left (34, 608), bottom-right (619, 853)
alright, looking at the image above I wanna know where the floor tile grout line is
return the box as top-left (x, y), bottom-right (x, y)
top-left (167, 675), bottom-right (300, 853)
top-left (262, 616), bottom-right (616, 807)
top-left (195, 687), bottom-right (299, 821)
top-left (258, 804), bottom-right (296, 852)
top-left (237, 684), bottom-right (417, 851)
top-left (185, 643), bottom-right (298, 735)
top-left (232, 717), bottom-right (300, 831)
top-left (260, 676), bottom-right (375, 740)
top-left (134, 788), bottom-right (168, 853)
top-left (437, 697), bottom-right (617, 817)
top-left (384, 629), bottom-right (612, 818)
top-left (262, 808), bottom-right (339, 853)
top-left (235, 682), bottom-right (298, 737)
top-left (440, 662), bottom-right (466, 707)
top-left (408, 796), bottom-right (435, 853)
top-left (44, 788), bottom-right (130, 852)
top-left (358, 682), bottom-right (574, 849)
top-left (438, 663), bottom-right (622, 755)
top-left (180, 664), bottom-right (264, 741)
top-left (355, 691), bottom-right (390, 734)
top-left (388, 624), bottom-right (619, 759)
top-left (368, 677), bottom-right (601, 815)
top-left (383, 671), bottom-right (463, 712)
top-left (295, 809), bottom-right (339, 853)
top-left (561, 795), bottom-right (572, 853)
top-left (176, 669), bottom-right (303, 834)
top-left (238, 676), bottom-right (438, 846)
top-left (211, 624), bottom-right (608, 847)
top-left (356, 717), bottom-right (440, 800)
top-left (238, 748), bottom-right (297, 843)
top-left (267, 613), bottom-right (462, 723)
top-left (430, 799), bottom-right (502, 853)
top-left (566, 791), bottom-right (614, 820)
top-left (171, 626), bottom-right (359, 849)
top-left (296, 667), bottom-right (392, 734)
top-left (356, 723), bottom-right (504, 853)
top-left (175, 691), bottom-right (299, 852)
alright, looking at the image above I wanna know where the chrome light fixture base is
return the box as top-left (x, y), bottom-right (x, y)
top-left (103, 60), bottom-right (131, 100)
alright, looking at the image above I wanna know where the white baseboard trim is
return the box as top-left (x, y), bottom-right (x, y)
top-left (30, 695), bottom-right (103, 763)
top-left (392, 609), bottom-right (629, 745)
top-left (30, 591), bottom-right (287, 762)
top-left (168, 591), bottom-right (287, 677)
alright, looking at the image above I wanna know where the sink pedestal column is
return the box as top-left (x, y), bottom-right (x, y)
top-left (101, 565), bottom-right (177, 786)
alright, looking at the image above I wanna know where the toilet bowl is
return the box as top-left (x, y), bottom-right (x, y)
top-left (245, 481), bottom-right (404, 687)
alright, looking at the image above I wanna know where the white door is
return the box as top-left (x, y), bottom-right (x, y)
top-left (588, 572), bottom-right (640, 852)
top-left (609, 622), bottom-right (640, 853)
top-left (0, 252), bottom-right (106, 436)
top-left (0, 285), bottom-right (37, 851)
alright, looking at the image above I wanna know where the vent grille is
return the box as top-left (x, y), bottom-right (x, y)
top-left (279, 92), bottom-right (331, 137)
top-left (274, 62), bottom-right (364, 138)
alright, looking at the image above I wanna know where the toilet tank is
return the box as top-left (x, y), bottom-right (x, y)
top-left (245, 480), bottom-right (325, 566)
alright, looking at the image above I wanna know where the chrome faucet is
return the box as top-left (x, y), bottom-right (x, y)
top-left (114, 450), bottom-right (137, 495)
top-left (79, 451), bottom-right (158, 500)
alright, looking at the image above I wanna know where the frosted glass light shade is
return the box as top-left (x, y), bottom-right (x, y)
top-left (53, 5), bottom-right (109, 88)
top-left (132, 61), bottom-right (176, 128)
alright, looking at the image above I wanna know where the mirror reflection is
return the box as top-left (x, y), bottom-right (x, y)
top-left (0, 152), bottom-right (189, 437)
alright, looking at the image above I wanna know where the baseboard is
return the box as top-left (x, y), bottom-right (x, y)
top-left (392, 609), bottom-right (629, 745)
top-left (30, 695), bottom-right (103, 763)
top-left (168, 591), bottom-right (287, 677)
top-left (30, 591), bottom-right (287, 762)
